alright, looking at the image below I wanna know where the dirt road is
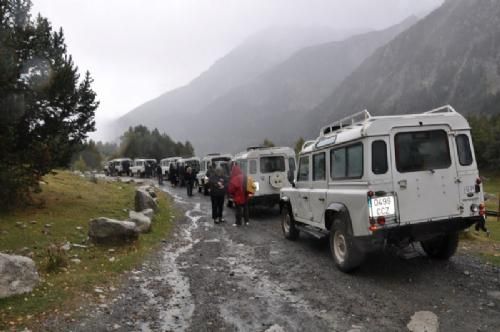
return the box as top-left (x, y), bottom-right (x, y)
top-left (48, 184), bottom-right (500, 331)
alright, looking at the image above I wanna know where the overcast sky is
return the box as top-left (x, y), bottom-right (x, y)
top-left (31, 0), bottom-right (443, 135)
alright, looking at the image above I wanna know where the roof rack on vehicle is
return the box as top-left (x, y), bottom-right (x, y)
top-left (320, 109), bottom-right (371, 137)
top-left (206, 153), bottom-right (220, 156)
top-left (424, 105), bottom-right (457, 114)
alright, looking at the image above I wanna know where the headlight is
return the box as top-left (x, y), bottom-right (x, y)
top-left (254, 181), bottom-right (260, 191)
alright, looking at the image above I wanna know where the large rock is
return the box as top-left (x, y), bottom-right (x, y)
top-left (88, 218), bottom-right (139, 244)
top-left (142, 208), bottom-right (154, 218)
top-left (129, 211), bottom-right (152, 233)
top-left (135, 188), bottom-right (158, 212)
top-left (0, 253), bottom-right (40, 299)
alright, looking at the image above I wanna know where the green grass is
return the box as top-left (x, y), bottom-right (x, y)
top-left (460, 172), bottom-right (500, 265)
top-left (0, 171), bottom-right (175, 330)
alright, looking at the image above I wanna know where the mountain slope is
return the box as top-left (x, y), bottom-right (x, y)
top-left (306, 0), bottom-right (500, 138)
top-left (192, 17), bottom-right (417, 154)
top-left (115, 26), bottom-right (352, 140)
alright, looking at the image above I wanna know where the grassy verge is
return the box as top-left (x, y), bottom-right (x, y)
top-left (0, 171), bottom-right (175, 330)
top-left (460, 172), bottom-right (500, 265)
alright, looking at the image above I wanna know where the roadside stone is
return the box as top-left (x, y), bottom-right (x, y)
top-left (142, 208), bottom-right (154, 218)
top-left (61, 242), bottom-right (71, 251)
top-left (29, 220), bottom-right (37, 224)
top-left (134, 188), bottom-right (159, 212)
top-left (128, 211), bottom-right (152, 233)
top-left (70, 258), bottom-right (81, 265)
top-left (88, 218), bottom-right (139, 244)
top-left (407, 311), bottom-right (439, 332)
top-left (44, 223), bottom-right (52, 228)
top-left (0, 253), bottom-right (40, 299)
top-left (487, 290), bottom-right (500, 301)
top-left (464, 270), bottom-right (471, 276)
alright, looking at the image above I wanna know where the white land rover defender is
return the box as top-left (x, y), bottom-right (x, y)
top-left (160, 157), bottom-right (180, 177)
top-left (234, 146), bottom-right (296, 208)
top-left (197, 153), bottom-right (232, 195)
top-left (280, 106), bottom-right (485, 272)
top-left (130, 158), bottom-right (157, 178)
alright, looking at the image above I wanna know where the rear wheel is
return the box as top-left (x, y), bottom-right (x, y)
top-left (421, 232), bottom-right (459, 260)
top-left (330, 219), bottom-right (364, 273)
top-left (281, 205), bottom-right (299, 240)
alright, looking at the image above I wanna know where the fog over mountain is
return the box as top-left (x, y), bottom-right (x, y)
top-left (115, 26), bottom-right (360, 142)
top-left (304, 0), bottom-right (500, 139)
top-left (190, 17), bottom-right (418, 155)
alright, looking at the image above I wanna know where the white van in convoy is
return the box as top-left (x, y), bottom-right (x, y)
top-left (197, 153), bottom-right (232, 195)
top-left (106, 158), bottom-right (132, 176)
top-left (130, 158), bottom-right (157, 178)
top-left (160, 157), bottom-right (181, 177)
top-left (280, 106), bottom-right (485, 272)
top-left (234, 146), bottom-right (296, 208)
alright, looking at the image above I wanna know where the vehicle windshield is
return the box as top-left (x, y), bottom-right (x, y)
top-left (260, 156), bottom-right (285, 173)
top-left (395, 130), bottom-right (451, 173)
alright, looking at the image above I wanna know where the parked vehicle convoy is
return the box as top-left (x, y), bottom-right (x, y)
top-left (197, 153), bottom-right (232, 195)
top-left (160, 157), bottom-right (181, 177)
top-left (280, 106), bottom-right (485, 272)
top-left (130, 158), bottom-right (157, 178)
top-left (233, 146), bottom-right (296, 208)
top-left (104, 158), bottom-right (132, 176)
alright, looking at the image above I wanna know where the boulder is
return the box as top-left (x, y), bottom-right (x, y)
top-left (88, 218), bottom-right (139, 244)
top-left (0, 253), bottom-right (40, 299)
top-left (142, 208), bottom-right (155, 218)
top-left (135, 188), bottom-right (158, 212)
top-left (129, 211), bottom-right (152, 233)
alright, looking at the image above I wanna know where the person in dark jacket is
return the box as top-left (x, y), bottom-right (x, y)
top-left (156, 164), bottom-right (163, 185)
top-left (209, 167), bottom-right (227, 224)
top-left (169, 163), bottom-right (177, 186)
top-left (185, 166), bottom-right (195, 197)
top-left (228, 164), bottom-right (250, 226)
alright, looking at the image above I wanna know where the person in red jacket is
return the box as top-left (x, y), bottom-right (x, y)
top-left (228, 164), bottom-right (250, 226)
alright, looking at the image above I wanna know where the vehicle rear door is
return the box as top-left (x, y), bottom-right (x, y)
top-left (391, 126), bottom-right (461, 224)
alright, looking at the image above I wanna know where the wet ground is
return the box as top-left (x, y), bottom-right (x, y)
top-left (46, 182), bottom-right (500, 332)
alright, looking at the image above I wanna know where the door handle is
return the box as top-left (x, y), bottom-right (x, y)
top-left (302, 196), bottom-right (308, 200)
top-left (398, 179), bottom-right (407, 189)
top-left (318, 198), bottom-right (325, 202)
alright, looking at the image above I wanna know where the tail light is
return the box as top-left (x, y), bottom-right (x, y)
top-left (377, 216), bottom-right (386, 225)
top-left (367, 191), bottom-right (374, 197)
top-left (475, 177), bottom-right (482, 193)
top-left (479, 203), bottom-right (485, 216)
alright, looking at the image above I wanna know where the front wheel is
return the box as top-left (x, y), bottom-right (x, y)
top-left (330, 220), bottom-right (364, 273)
top-left (281, 205), bottom-right (299, 240)
top-left (421, 232), bottom-right (459, 260)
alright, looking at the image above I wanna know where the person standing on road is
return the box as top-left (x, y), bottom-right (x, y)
top-left (156, 163), bottom-right (163, 185)
top-left (228, 164), bottom-right (250, 226)
top-left (169, 163), bottom-right (177, 187)
top-left (185, 166), bottom-right (195, 197)
top-left (209, 167), bottom-right (227, 224)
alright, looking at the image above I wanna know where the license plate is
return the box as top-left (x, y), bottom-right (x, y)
top-left (369, 196), bottom-right (395, 217)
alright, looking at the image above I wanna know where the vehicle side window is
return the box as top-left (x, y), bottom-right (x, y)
top-left (330, 143), bottom-right (363, 179)
top-left (238, 160), bottom-right (248, 174)
top-left (288, 157), bottom-right (296, 173)
top-left (372, 140), bottom-right (388, 174)
top-left (313, 153), bottom-right (326, 181)
top-left (297, 156), bottom-right (310, 182)
top-left (456, 134), bottom-right (473, 166)
top-left (249, 159), bottom-right (257, 174)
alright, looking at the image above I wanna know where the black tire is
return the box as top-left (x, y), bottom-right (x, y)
top-left (281, 205), bottom-right (299, 241)
top-left (330, 219), bottom-right (364, 273)
top-left (421, 232), bottom-right (459, 260)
